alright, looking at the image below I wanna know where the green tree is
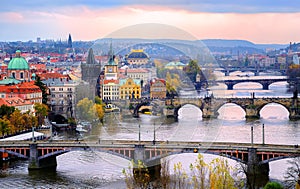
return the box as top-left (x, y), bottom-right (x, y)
top-left (0, 117), bottom-right (11, 136)
top-left (34, 103), bottom-right (49, 126)
top-left (184, 59), bottom-right (201, 83)
top-left (263, 182), bottom-right (283, 189)
top-left (34, 75), bottom-right (48, 104)
top-left (0, 105), bottom-right (15, 118)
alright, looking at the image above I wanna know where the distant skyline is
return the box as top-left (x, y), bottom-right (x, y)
top-left (1, 0), bottom-right (300, 44)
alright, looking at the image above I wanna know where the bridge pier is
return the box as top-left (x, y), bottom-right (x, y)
top-left (247, 148), bottom-right (269, 188)
top-left (28, 143), bottom-right (57, 170)
top-left (245, 108), bottom-right (260, 119)
top-left (202, 107), bottom-right (218, 119)
top-left (133, 145), bottom-right (161, 183)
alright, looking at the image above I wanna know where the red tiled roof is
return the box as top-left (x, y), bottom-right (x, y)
top-left (37, 72), bottom-right (69, 80)
top-left (0, 97), bottom-right (33, 107)
top-left (103, 79), bottom-right (119, 84)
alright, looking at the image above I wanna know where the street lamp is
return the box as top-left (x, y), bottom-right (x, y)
top-left (262, 124), bottom-right (265, 145)
top-left (153, 122), bottom-right (156, 145)
top-left (138, 124), bottom-right (141, 144)
top-left (251, 126), bottom-right (254, 147)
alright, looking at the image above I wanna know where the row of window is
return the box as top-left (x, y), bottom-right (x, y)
top-left (51, 87), bottom-right (73, 91)
top-left (51, 94), bottom-right (73, 98)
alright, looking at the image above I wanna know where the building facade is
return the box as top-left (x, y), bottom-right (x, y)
top-left (119, 78), bottom-right (141, 100)
top-left (150, 79), bottom-right (166, 99)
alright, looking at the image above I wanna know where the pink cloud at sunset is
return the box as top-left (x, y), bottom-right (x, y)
top-left (1, 5), bottom-right (299, 44)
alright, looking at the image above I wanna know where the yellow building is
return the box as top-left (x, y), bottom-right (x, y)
top-left (119, 78), bottom-right (141, 100)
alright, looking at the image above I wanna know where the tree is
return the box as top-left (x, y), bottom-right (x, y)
top-left (166, 72), bottom-right (180, 98)
top-left (287, 64), bottom-right (300, 93)
top-left (263, 182), bottom-right (283, 189)
top-left (94, 104), bottom-right (104, 121)
top-left (22, 111), bottom-right (38, 129)
top-left (284, 157), bottom-right (300, 189)
top-left (34, 103), bottom-right (49, 126)
top-left (184, 59), bottom-right (201, 83)
top-left (9, 110), bottom-right (24, 132)
top-left (34, 75), bottom-right (48, 104)
top-left (209, 158), bottom-right (237, 189)
top-left (0, 117), bottom-right (12, 136)
top-left (0, 105), bottom-right (15, 118)
top-left (76, 98), bottom-right (97, 121)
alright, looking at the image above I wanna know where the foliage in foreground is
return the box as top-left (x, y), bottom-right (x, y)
top-left (284, 157), bottom-right (300, 189)
top-left (122, 154), bottom-right (242, 189)
top-left (263, 181), bottom-right (283, 189)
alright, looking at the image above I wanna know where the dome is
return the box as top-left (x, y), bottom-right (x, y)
top-left (8, 51), bottom-right (29, 70)
top-left (127, 50), bottom-right (149, 59)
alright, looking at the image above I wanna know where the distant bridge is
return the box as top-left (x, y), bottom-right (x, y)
top-left (216, 66), bottom-right (287, 76)
top-left (214, 76), bottom-right (288, 90)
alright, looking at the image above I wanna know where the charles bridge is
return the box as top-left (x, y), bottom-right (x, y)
top-left (165, 96), bottom-right (300, 120)
top-left (121, 96), bottom-right (300, 120)
top-left (0, 140), bottom-right (299, 182)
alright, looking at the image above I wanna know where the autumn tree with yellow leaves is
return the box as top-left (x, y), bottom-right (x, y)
top-left (76, 97), bottom-right (104, 122)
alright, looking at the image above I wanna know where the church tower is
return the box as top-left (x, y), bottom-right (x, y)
top-left (68, 34), bottom-right (72, 48)
top-left (104, 43), bottom-right (118, 80)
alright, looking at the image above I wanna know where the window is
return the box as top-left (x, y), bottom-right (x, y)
top-left (59, 88), bottom-right (63, 91)
top-left (20, 72), bottom-right (24, 79)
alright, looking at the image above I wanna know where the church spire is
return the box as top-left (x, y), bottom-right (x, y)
top-left (108, 41), bottom-right (116, 65)
top-left (68, 34), bottom-right (72, 48)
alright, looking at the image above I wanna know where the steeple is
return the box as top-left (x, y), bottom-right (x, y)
top-left (108, 41), bottom-right (116, 65)
top-left (87, 48), bottom-right (96, 64)
top-left (68, 34), bottom-right (72, 48)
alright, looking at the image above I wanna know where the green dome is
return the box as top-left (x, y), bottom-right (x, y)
top-left (8, 51), bottom-right (29, 70)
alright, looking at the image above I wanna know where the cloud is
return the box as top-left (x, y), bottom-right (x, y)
top-left (0, 4), bottom-right (299, 43)
top-left (1, 0), bottom-right (300, 13)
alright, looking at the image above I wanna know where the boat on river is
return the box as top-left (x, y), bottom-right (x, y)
top-left (75, 125), bottom-right (88, 133)
top-left (105, 104), bottom-right (120, 113)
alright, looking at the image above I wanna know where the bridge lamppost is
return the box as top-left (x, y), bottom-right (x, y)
top-left (32, 126), bottom-right (35, 142)
top-left (138, 124), bottom-right (141, 144)
top-left (153, 122), bottom-right (156, 145)
top-left (262, 124), bottom-right (265, 145)
top-left (251, 126), bottom-right (254, 147)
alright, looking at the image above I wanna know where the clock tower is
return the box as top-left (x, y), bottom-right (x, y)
top-left (104, 43), bottom-right (118, 80)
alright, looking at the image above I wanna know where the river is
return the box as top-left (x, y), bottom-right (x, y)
top-left (1, 73), bottom-right (299, 188)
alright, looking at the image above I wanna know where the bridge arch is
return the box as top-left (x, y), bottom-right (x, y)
top-left (133, 101), bottom-right (151, 118)
top-left (174, 103), bottom-right (202, 120)
top-left (145, 150), bottom-right (246, 165)
top-left (233, 82), bottom-right (263, 90)
top-left (257, 102), bottom-right (290, 119)
top-left (260, 155), bottom-right (300, 164)
top-left (216, 103), bottom-right (246, 120)
top-left (0, 148), bottom-right (28, 159)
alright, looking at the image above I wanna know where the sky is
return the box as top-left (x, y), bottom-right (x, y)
top-left (1, 0), bottom-right (300, 44)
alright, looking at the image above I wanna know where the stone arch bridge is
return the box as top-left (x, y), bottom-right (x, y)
top-left (165, 97), bottom-right (300, 120)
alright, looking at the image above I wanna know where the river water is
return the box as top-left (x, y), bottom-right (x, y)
top-left (1, 73), bottom-right (299, 188)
